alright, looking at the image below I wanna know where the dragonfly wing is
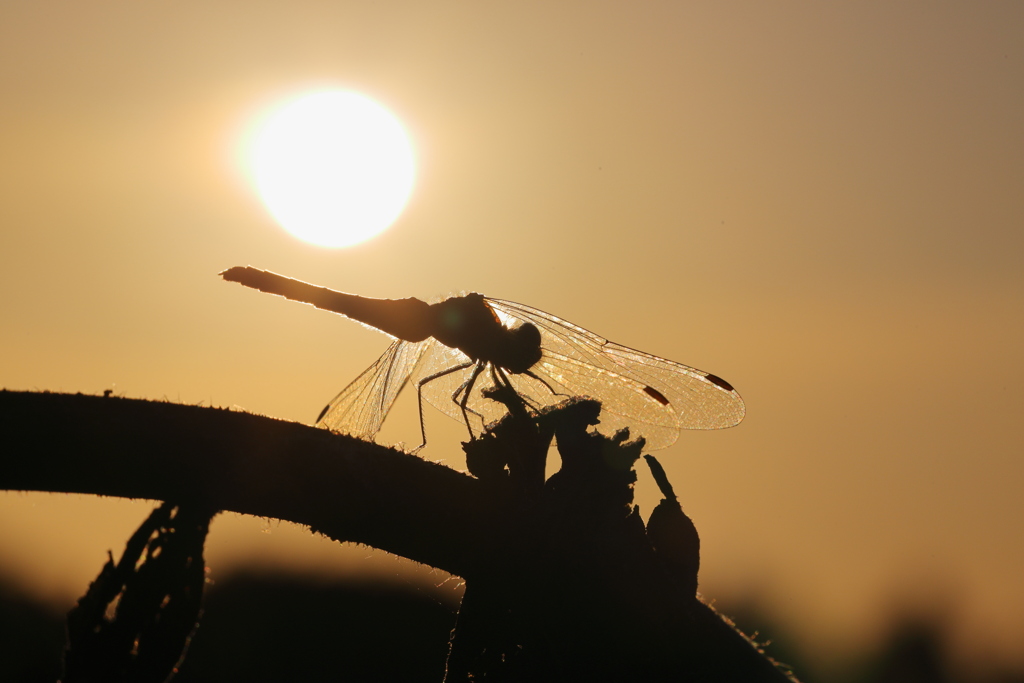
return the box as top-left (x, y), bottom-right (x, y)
top-left (487, 298), bottom-right (745, 449)
top-left (598, 340), bottom-right (745, 429)
top-left (407, 342), bottom-right (510, 433)
top-left (316, 338), bottom-right (431, 439)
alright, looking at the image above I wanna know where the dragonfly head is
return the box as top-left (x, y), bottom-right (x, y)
top-left (505, 322), bottom-right (542, 373)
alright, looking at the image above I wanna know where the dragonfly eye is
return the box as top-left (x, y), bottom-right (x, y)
top-left (511, 321), bottom-right (541, 347)
top-left (504, 322), bottom-right (542, 372)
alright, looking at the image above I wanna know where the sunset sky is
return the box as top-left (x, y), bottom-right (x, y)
top-left (2, 1), bottom-right (1022, 675)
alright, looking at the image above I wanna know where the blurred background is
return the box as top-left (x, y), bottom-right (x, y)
top-left (2, 2), bottom-right (1022, 680)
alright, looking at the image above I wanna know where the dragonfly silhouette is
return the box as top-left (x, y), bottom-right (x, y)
top-left (221, 266), bottom-right (745, 450)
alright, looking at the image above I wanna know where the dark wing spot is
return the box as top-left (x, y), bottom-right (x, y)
top-left (704, 373), bottom-right (734, 392)
top-left (316, 403), bottom-right (330, 423)
top-left (644, 386), bottom-right (671, 405)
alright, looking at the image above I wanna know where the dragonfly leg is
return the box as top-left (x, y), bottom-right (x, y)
top-left (451, 368), bottom-right (486, 424)
top-left (415, 360), bottom-right (475, 449)
top-left (523, 369), bottom-right (569, 402)
top-left (496, 366), bottom-right (533, 407)
top-left (489, 366), bottom-right (537, 416)
top-left (453, 363), bottom-right (486, 439)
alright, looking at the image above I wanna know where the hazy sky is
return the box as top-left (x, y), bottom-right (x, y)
top-left (2, 1), bottom-right (1022, 673)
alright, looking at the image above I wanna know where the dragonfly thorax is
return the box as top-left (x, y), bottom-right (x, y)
top-left (429, 294), bottom-right (542, 374)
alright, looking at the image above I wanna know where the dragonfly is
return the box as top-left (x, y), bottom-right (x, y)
top-left (220, 266), bottom-right (745, 450)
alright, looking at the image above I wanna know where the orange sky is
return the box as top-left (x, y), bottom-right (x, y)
top-left (2, 1), bottom-right (1022, 673)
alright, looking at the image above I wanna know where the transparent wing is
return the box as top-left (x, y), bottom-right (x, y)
top-left (487, 298), bottom-right (745, 450)
top-left (316, 338), bottom-right (432, 439)
top-left (408, 338), bottom-right (547, 437)
top-left (405, 340), bottom-right (503, 434)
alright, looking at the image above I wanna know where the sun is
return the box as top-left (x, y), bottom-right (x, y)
top-left (248, 90), bottom-right (415, 248)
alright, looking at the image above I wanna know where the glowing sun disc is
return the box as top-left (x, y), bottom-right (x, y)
top-left (250, 91), bottom-right (415, 247)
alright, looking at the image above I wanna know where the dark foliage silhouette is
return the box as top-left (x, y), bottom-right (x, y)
top-left (2, 389), bottom-right (796, 681)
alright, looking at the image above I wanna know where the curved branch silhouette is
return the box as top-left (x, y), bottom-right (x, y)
top-left (1, 389), bottom-right (797, 682)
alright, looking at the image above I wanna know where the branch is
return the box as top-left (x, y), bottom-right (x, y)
top-left (1, 389), bottom-right (799, 681)
top-left (0, 389), bottom-right (491, 576)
